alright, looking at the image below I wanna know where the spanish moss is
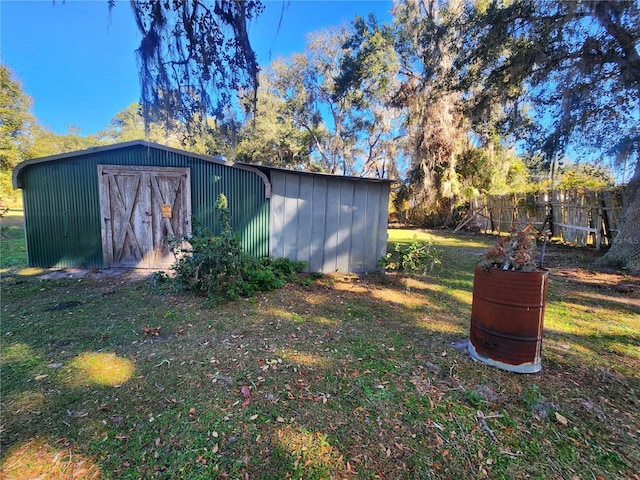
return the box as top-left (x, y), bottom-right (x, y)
top-left (127, 0), bottom-right (263, 139)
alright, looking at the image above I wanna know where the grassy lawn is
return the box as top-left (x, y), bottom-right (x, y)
top-left (1, 217), bottom-right (639, 479)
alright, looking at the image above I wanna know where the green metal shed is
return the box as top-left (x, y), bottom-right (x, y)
top-left (12, 141), bottom-right (271, 269)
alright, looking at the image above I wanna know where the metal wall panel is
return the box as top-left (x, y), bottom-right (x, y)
top-left (17, 144), bottom-right (269, 268)
top-left (21, 158), bottom-right (103, 268)
top-left (336, 181), bottom-right (355, 271)
top-left (269, 170), bottom-right (390, 273)
top-left (283, 174), bottom-right (300, 260)
top-left (351, 184), bottom-right (369, 272)
top-left (310, 177), bottom-right (327, 272)
top-left (297, 175), bottom-right (314, 268)
top-left (323, 180), bottom-right (341, 272)
top-left (269, 182), bottom-right (285, 259)
top-left (376, 183), bottom-right (390, 266)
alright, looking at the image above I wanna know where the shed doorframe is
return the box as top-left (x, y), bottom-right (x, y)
top-left (98, 165), bottom-right (192, 268)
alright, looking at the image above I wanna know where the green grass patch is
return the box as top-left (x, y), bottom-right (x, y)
top-left (1, 209), bottom-right (27, 269)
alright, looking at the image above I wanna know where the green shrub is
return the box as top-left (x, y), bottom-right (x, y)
top-left (169, 194), bottom-right (306, 305)
top-left (263, 256), bottom-right (308, 282)
top-left (379, 240), bottom-right (442, 276)
top-left (246, 265), bottom-right (283, 291)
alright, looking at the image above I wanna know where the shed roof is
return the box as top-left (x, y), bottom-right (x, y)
top-left (244, 163), bottom-right (395, 184)
top-left (12, 140), bottom-right (273, 197)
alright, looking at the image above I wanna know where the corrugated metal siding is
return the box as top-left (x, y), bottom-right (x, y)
top-left (19, 144), bottom-right (269, 268)
top-left (269, 171), bottom-right (390, 273)
top-left (21, 159), bottom-right (103, 268)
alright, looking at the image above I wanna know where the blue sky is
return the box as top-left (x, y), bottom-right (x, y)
top-left (1, 0), bottom-right (393, 135)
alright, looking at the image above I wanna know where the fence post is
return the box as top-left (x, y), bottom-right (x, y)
top-left (594, 192), bottom-right (603, 250)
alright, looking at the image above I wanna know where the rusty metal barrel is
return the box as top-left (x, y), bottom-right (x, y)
top-left (468, 266), bottom-right (550, 373)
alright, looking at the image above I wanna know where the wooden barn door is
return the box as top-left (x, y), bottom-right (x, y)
top-left (98, 165), bottom-right (191, 268)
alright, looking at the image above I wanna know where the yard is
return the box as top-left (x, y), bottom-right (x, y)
top-left (1, 211), bottom-right (639, 479)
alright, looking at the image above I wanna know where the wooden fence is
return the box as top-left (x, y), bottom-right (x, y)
top-left (468, 189), bottom-right (624, 249)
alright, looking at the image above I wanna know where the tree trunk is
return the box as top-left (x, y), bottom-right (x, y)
top-left (602, 160), bottom-right (640, 273)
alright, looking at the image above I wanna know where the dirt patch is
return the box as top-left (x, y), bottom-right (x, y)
top-left (37, 267), bottom-right (163, 281)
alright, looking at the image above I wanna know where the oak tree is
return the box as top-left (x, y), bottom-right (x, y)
top-left (453, 0), bottom-right (640, 271)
